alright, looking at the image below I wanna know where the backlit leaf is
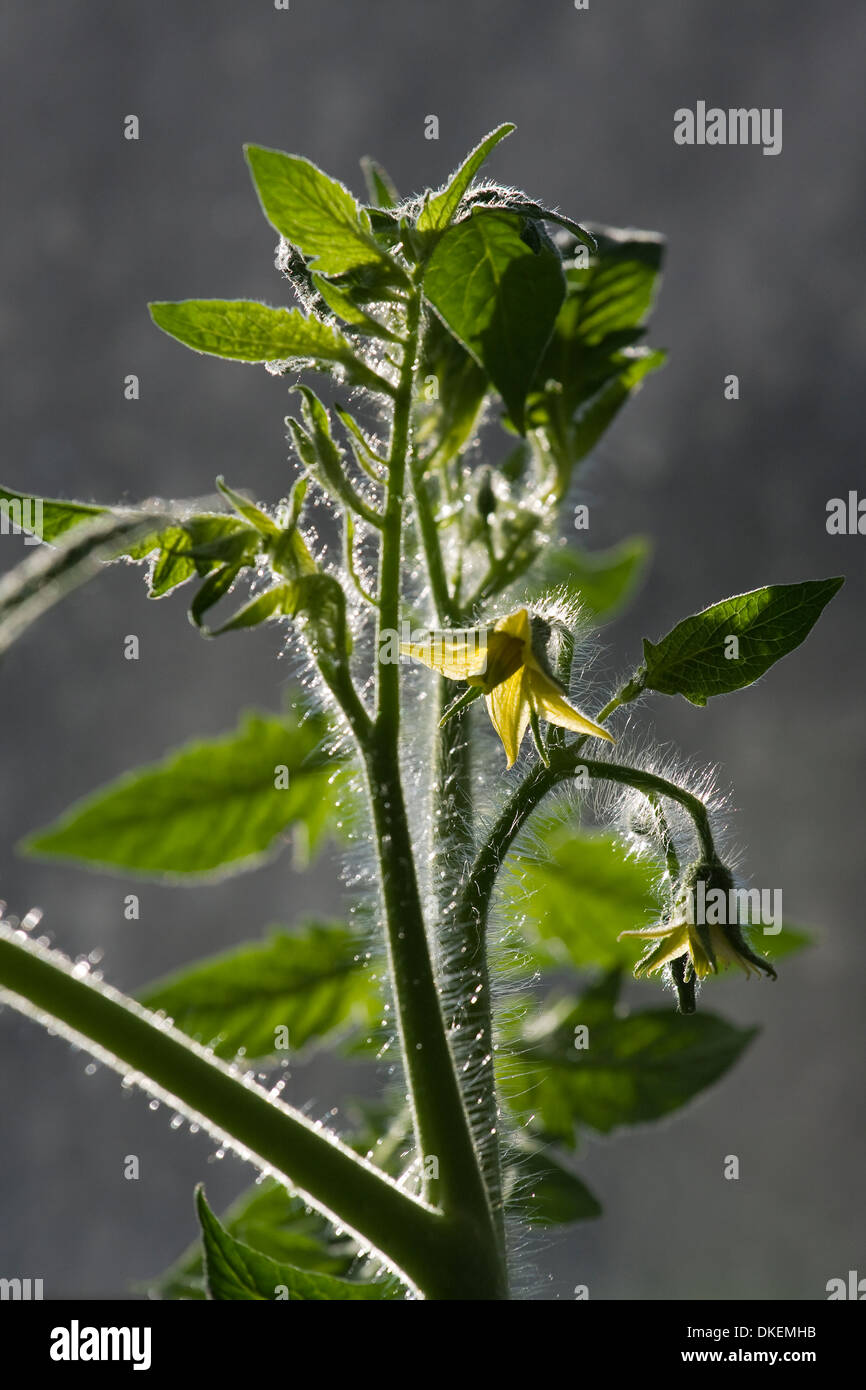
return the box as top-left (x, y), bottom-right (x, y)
top-left (23, 711), bottom-right (339, 880)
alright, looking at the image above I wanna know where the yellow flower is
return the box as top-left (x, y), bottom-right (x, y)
top-left (619, 917), bottom-right (774, 980)
top-left (401, 607), bottom-right (613, 767)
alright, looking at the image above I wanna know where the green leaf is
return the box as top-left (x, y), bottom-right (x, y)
top-left (195, 1187), bottom-right (402, 1300)
top-left (460, 188), bottom-right (597, 254)
top-left (204, 583), bottom-right (292, 636)
top-left (570, 228), bottom-right (665, 344)
top-left (424, 210), bottom-right (565, 432)
top-left (141, 516), bottom-right (259, 599)
top-left (418, 122), bottom-right (515, 232)
top-left (215, 478), bottom-right (280, 537)
top-left (0, 486), bottom-right (262, 605)
top-left (505, 831), bottom-right (663, 971)
top-left (22, 710), bottom-right (339, 880)
top-left (311, 273), bottom-right (401, 341)
top-left (280, 572), bottom-right (352, 665)
top-left (244, 145), bottom-right (386, 276)
top-left (507, 1142), bottom-right (602, 1227)
top-left (147, 1179), bottom-right (356, 1299)
top-left (416, 311), bottom-right (488, 469)
top-left (149, 299), bottom-right (390, 394)
top-left (523, 227), bottom-right (665, 480)
top-left (641, 577), bottom-right (845, 706)
top-left (0, 484), bottom-right (105, 543)
top-left (139, 923), bottom-right (381, 1060)
top-left (188, 562), bottom-right (245, 629)
top-left (286, 387), bottom-right (382, 529)
top-left (361, 156), bottom-right (400, 210)
top-left (569, 348), bottom-right (666, 463)
top-left (531, 536), bottom-right (650, 620)
top-left (501, 999), bottom-right (757, 1142)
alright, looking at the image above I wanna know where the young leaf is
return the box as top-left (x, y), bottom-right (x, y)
top-left (530, 536), bottom-right (650, 620)
top-left (203, 583), bottom-right (292, 636)
top-left (188, 561), bottom-right (243, 629)
top-left (244, 145), bottom-right (387, 276)
top-left (424, 210), bottom-right (565, 432)
top-left (0, 486), bottom-right (262, 606)
top-left (142, 516), bottom-right (258, 599)
top-left (147, 1179), bottom-right (355, 1299)
top-left (418, 122), bottom-right (515, 232)
top-left (22, 711), bottom-right (339, 880)
top-left (139, 923), bottom-right (382, 1060)
top-left (472, 198), bottom-right (597, 254)
top-left (215, 478), bottom-right (280, 537)
top-left (149, 299), bottom-right (391, 394)
top-left (361, 155), bottom-right (400, 210)
top-left (501, 1006), bottom-right (757, 1142)
top-left (0, 484), bottom-right (105, 543)
top-left (195, 1187), bottom-right (402, 1300)
top-left (288, 387), bottom-right (382, 527)
top-left (641, 577), bottom-right (844, 706)
top-left (311, 272), bottom-right (401, 341)
top-left (276, 572), bottom-right (353, 667)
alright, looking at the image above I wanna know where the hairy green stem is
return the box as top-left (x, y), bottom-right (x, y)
top-left (0, 924), bottom-right (446, 1292)
top-left (409, 463), bottom-right (461, 624)
top-left (434, 694), bottom-right (505, 1242)
top-left (367, 283), bottom-right (507, 1294)
top-left (404, 323), bottom-right (507, 1249)
top-left (647, 790), bottom-right (681, 884)
top-left (460, 747), bottom-right (720, 934)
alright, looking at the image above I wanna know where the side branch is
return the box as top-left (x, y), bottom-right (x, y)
top-left (461, 747), bottom-right (720, 925)
top-left (0, 923), bottom-right (443, 1291)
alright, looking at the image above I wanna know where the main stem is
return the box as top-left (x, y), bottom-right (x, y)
top-left (406, 319), bottom-right (506, 1249)
top-left (435, 707), bottom-right (505, 1242)
top-left (369, 282), bottom-right (507, 1296)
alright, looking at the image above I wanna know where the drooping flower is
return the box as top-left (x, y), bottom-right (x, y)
top-left (619, 913), bottom-right (777, 981)
top-left (401, 607), bottom-right (612, 767)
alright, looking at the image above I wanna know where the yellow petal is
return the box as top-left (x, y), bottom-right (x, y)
top-left (528, 668), bottom-right (614, 742)
top-left (485, 667), bottom-right (532, 768)
top-left (618, 923), bottom-right (680, 941)
top-left (478, 631), bottom-right (525, 691)
top-left (634, 922), bottom-right (691, 976)
top-left (399, 630), bottom-right (488, 681)
top-left (493, 608), bottom-right (531, 647)
top-left (687, 926), bottom-right (715, 979)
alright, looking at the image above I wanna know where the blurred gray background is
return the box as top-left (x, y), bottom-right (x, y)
top-left (0, 0), bottom-right (863, 1300)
